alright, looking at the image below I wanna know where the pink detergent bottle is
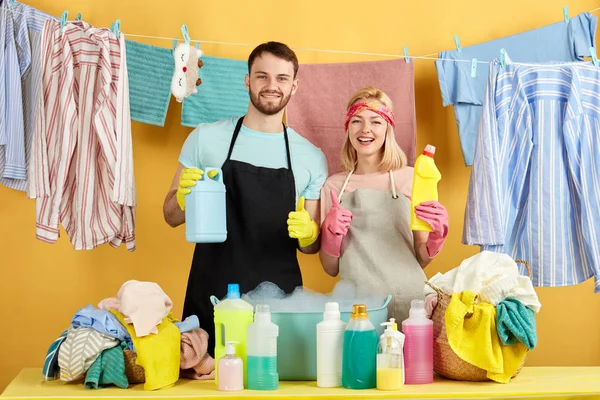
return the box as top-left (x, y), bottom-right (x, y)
top-left (401, 299), bottom-right (433, 384)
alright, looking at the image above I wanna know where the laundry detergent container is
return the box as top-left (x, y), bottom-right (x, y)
top-left (272, 295), bottom-right (391, 380)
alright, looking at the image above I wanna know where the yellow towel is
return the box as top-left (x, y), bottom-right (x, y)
top-left (445, 291), bottom-right (527, 383)
top-left (110, 310), bottom-right (180, 390)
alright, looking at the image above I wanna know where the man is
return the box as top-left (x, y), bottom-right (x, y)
top-left (163, 42), bottom-right (327, 356)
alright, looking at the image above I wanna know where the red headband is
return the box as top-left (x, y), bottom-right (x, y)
top-left (344, 102), bottom-right (395, 130)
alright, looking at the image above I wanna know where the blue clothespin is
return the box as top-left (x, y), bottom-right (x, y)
top-left (500, 48), bottom-right (507, 68)
top-left (60, 11), bottom-right (68, 29)
top-left (111, 19), bottom-right (120, 37)
top-left (454, 35), bottom-right (462, 53)
top-left (172, 39), bottom-right (178, 54)
top-left (195, 41), bottom-right (200, 49)
top-left (181, 24), bottom-right (190, 44)
top-left (563, 6), bottom-right (569, 23)
top-left (590, 47), bottom-right (599, 67)
top-left (76, 13), bottom-right (82, 21)
top-left (403, 46), bottom-right (410, 64)
top-left (471, 58), bottom-right (477, 78)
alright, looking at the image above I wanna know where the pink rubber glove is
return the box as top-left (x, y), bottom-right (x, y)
top-left (321, 190), bottom-right (353, 257)
top-left (414, 200), bottom-right (448, 258)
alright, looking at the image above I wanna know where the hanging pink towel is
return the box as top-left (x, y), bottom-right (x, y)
top-left (286, 59), bottom-right (416, 176)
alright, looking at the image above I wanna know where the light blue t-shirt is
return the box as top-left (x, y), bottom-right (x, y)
top-left (436, 12), bottom-right (597, 166)
top-left (179, 117), bottom-right (328, 200)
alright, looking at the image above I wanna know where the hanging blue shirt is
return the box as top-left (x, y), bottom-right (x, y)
top-left (436, 12), bottom-right (597, 166)
top-left (463, 52), bottom-right (600, 293)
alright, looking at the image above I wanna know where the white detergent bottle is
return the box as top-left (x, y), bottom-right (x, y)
top-left (217, 341), bottom-right (243, 392)
top-left (377, 319), bottom-right (405, 390)
top-left (247, 304), bottom-right (279, 390)
top-left (316, 302), bottom-right (347, 388)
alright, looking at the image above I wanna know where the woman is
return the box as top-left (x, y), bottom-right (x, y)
top-left (319, 86), bottom-right (449, 323)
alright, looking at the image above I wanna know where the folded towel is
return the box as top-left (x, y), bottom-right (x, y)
top-left (84, 342), bottom-right (129, 389)
top-left (125, 40), bottom-right (173, 127)
top-left (497, 298), bottom-right (537, 350)
top-left (181, 56), bottom-right (249, 127)
top-left (180, 328), bottom-right (215, 380)
top-left (445, 291), bottom-right (527, 383)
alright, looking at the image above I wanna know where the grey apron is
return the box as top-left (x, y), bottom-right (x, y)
top-left (338, 170), bottom-right (426, 324)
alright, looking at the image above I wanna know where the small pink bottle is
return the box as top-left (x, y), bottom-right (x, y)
top-left (401, 299), bottom-right (433, 384)
top-left (218, 341), bottom-right (244, 391)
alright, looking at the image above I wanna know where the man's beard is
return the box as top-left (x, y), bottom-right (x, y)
top-left (249, 85), bottom-right (292, 116)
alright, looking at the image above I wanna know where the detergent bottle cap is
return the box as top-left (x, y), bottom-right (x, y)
top-left (323, 302), bottom-right (340, 321)
top-left (254, 304), bottom-right (272, 323)
top-left (225, 341), bottom-right (239, 356)
top-left (226, 283), bottom-right (240, 299)
top-left (350, 304), bottom-right (368, 319)
top-left (423, 144), bottom-right (436, 157)
top-left (409, 299), bottom-right (427, 318)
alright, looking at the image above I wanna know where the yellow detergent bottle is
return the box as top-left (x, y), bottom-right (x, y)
top-left (410, 144), bottom-right (441, 232)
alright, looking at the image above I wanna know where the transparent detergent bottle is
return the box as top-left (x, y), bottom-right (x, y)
top-left (342, 304), bottom-right (378, 389)
top-left (214, 284), bottom-right (254, 386)
top-left (377, 319), bottom-right (405, 390)
top-left (247, 304), bottom-right (279, 390)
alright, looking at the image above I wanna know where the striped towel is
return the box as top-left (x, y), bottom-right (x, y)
top-left (125, 39), bottom-right (173, 127)
top-left (58, 328), bottom-right (119, 382)
top-left (42, 329), bottom-right (68, 380)
top-left (181, 56), bottom-right (249, 127)
top-left (84, 341), bottom-right (129, 389)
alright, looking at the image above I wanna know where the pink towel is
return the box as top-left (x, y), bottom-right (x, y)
top-left (180, 328), bottom-right (215, 380)
top-left (286, 59), bottom-right (416, 176)
top-left (98, 280), bottom-right (173, 337)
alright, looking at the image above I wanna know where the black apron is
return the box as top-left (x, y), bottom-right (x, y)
top-left (182, 117), bottom-right (303, 356)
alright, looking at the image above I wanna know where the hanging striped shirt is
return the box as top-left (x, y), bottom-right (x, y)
top-left (28, 20), bottom-right (136, 251)
top-left (0, 2), bottom-right (55, 191)
top-left (463, 53), bottom-right (600, 293)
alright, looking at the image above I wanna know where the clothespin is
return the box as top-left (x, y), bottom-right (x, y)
top-left (590, 47), bottom-right (599, 67)
top-left (181, 24), bottom-right (190, 44)
top-left (60, 11), bottom-right (68, 29)
top-left (195, 40), bottom-right (201, 49)
top-left (499, 48), bottom-right (507, 68)
top-left (403, 46), bottom-right (410, 64)
top-left (471, 58), bottom-right (477, 78)
top-left (454, 35), bottom-right (462, 53)
top-left (110, 19), bottom-right (120, 37)
top-left (563, 5), bottom-right (569, 24)
top-left (76, 13), bottom-right (82, 21)
top-left (172, 39), bottom-right (178, 54)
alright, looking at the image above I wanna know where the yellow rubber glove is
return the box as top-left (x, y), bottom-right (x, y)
top-left (287, 196), bottom-right (320, 247)
top-left (176, 168), bottom-right (220, 210)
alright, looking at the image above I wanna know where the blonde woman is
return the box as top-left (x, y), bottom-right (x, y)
top-left (319, 86), bottom-right (449, 323)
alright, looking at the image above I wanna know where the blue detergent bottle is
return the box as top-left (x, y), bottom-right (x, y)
top-left (342, 304), bottom-right (378, 389)
top-left (185, 167), bottom-right (227, 243)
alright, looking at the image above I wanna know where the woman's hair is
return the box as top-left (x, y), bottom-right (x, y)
top-left (340, 86), bottom-right (408, 172)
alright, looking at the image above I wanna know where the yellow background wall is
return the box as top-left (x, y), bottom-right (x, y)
top-left (1, 0), bottom-right (599, 391)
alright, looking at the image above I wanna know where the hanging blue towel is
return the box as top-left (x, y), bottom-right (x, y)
top-left (181, 56), bottom-right (249, 127)
top-left (125, 39), bottom-right (174, 127)
top-left (496, 298), bottom-right (537, 350)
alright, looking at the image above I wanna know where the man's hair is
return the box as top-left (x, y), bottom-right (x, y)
top-left (247, 41), bottom-right (299, 78)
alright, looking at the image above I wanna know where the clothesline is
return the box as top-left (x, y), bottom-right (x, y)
top-left (5, 3), bottom-right (600, 65)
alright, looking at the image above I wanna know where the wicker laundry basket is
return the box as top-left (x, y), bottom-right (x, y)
top-left (123, 349), bottom-right (145, 384)
top-left (426, 259), bottom-right (532, 382)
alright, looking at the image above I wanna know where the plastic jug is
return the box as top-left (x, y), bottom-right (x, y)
top-left (342, 304), bottom-right (378, 389)
top-left (247, 304), bottom-right (279, 390)
top-left (401, 300), bottom-right (433, 384)
top-left (377, 318), bottom-right (405, 390)
top-left (212, 284), bottom-right (254, 386)
top-left (217, 341), bottom-right (244, 391)
top-left (410, 145), bottom-right (441, 232)
top-left (185, 167), bottom-right (227, 243)
top-left (316, 302), bottom-right (346, 388)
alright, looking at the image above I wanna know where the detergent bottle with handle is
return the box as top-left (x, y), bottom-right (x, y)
top-left (213, 284), bottom-right (254, 386)
top-left (410, 145), bottom-right (441, 231)
top-left (185, 167), bottom-right (227, 243)
top-left (377, 318), bottom-right (405, 390)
